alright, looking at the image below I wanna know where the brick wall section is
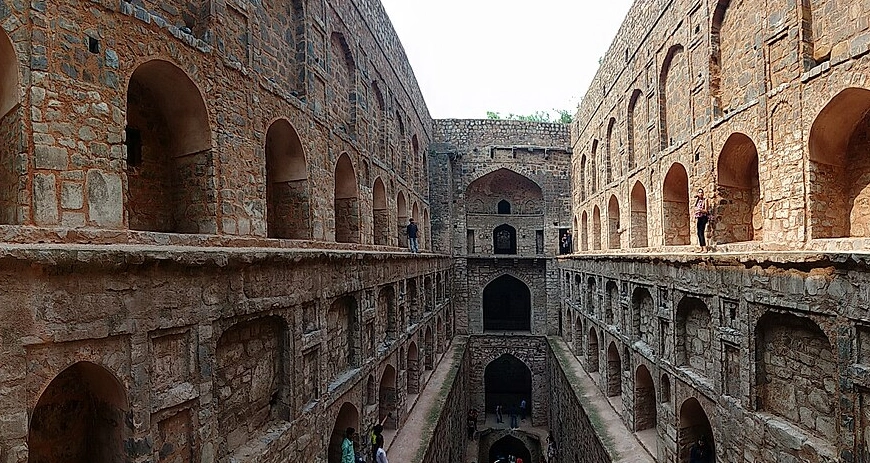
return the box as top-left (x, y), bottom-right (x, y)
top-left (559, 252), bottom-right (869, 462)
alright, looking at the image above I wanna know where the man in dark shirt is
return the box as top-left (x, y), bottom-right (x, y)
top-left (407, 218), bottom-right (419, 253)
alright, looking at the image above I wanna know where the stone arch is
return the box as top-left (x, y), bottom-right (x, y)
top-left (465, 168), bottom-right (543, 214)
top-left (755, 311), bottom-right (835, 437)
top-left (498, 199), bottom-right (511, 214)
top-left (587, 327), bottom-right (600, 372)
top-left (29, 362), bottom-right (129, 463)
top-left (488, 435), bottom-right (532, 463)
top-left (678, 398), bottom-right (714, 463)
top-left (660, 44), bottom-right (687, 149)
top-left (423, 208), bottom-right (430, 251)
top-left (591, 140), bottom-right (599, 193)
top-left (483, 274), bottom-right (531, 332)
top-left (627, 89), bottom-right (643, 170)
top-left (663, 162), bottom-right (690, 245)
top-left (378, 285), bottom-right (397, 341)
top-left (329, 32), bottom-right (356, 135)
top-left (216, 316), bottom-right (288, 455)
top-left (126, 59), bottom-right (213, 233)
top-left (607, 194), bottom-right (621, 249)
top-left (605, 280), bottom-right (619, 327)
top-left (676, 297), bottom-right (712, 372)
top-left (592, 205), bottom-right (602, 250)
top-left (0, 27), bottom-right (20, 225)
top-left (366, 374), bottom-right (376, 405)
top-left (580, 154), bottom-right (588, 201)
top-left (606, 342), bottom-right (622, 397)
top-left (372, 177), bottom-right (388, 245)
top-left (412, 202), bottom-right (420, 227)
top-left (424, 326), bottom-right (434, 370)
top-left (716, 133), bottom-right (761, 243)
top-left (372, 81), bottom-right (386, 157)
top-left (484, 354), bottom-right (532, 419)
top-left (586, 276), bottom-right (597, 316)
top-left (407, 341), bottom-right (420, 394)
top-left (606, 117), bottom-right (617, 183)
top-left (397, 191), bottom-right (408, 247)
top-left (631, 287), bottom-right (655, 347)
top-left (266, 118), bottom-right (310, 239)
top-left (328, 402), bottom-right (359, 463)
top-left (436, 316), bottom-right (444, 354)
top-left (808, 88), bottom-right (870, 238)
top-left (581, 210), bottom-right (589, 251)
top-left (493, 223), bottom-right (517, 254)
top-left (630, 181), bottom-right (649, 247)
top-left (328, 295), bottom-right (359, 379)
top-left (660, 373), bottom-right (671, 403)
top-left (334, 153), bottom-right (360, 243)
top-left (634, 364), bottom-right (657, 431)
top-left (378, 364), bottom-right (398, 429)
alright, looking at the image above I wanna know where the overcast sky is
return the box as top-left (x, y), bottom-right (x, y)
top-left (379, 0), bottom-right (636, 120)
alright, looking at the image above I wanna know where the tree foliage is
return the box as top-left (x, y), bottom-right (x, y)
top-left (485, 109), bottom-right (573, 124)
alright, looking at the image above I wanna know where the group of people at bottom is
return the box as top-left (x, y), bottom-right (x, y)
top-left (341, 424), bottom-right (389, 463)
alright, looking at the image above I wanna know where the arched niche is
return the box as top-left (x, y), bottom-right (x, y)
top-left (407, 341), bottom-right (420, 394)
top-left (716, 132), bottom-right (761, 243)
top-left (266, 119), bottom-right (310, 239)
top-left (397, 191), bottom-right (408, 247)
top-left (334, 153), bottom-right (360, 243)
top-left (378, 365), bottom-right (398, 429)
top-left (493, 223), bottom-right (517, 254)
top-left (606, 342), bottom-right (622, 397)
top-left (630, 181), bottom-right (649, 248)
top-left (372, 177), bottom-right (388, 245)
top-left (634, 364), bottom-right (657, 431)
top-left (607, 194), bottom-right (621, 249)
top-left (466, 169), bottom-right (543, 214)
top-left (592, 206), bottom-right (602, 250)
top-left (126, 59), bottom-right (213, 233)
top-left (663, 163), bottom-right (690, 245)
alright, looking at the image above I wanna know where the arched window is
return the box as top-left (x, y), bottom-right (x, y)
top-left (493, 224), bottom-right (517, 254)
top-left (266, 119), bottom-right (309, 239)
top-left (497, 199), bottom-right (511, 214)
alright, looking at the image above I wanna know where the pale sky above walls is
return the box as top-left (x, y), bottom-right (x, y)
top-left (379, 0), bottom-right (636, 120)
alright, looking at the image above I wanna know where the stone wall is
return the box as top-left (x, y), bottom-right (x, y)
top-left (572, 0), bottom-right (870, 251)
top-left (559, 252), bottom-right (870, 462)
top-left (0, 245), bottom-right (452, 462)
top-left (420, 339), bottom-right (469, 463)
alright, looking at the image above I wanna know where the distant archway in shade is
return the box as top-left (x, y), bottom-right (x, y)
top-left (488, 435), bottom-right (532, 463)
top-left (678, 398), bottom-right (714, 463)
top-left (327, 402), bottom-right (359, 463)
top-left (28, 362), bottom-right (129, 463)
top-left (484, 354), bottom-right (532, 422)
top-left (483, 274), bottom-right (531, 331)
top-left (378, 365), bottom-right (398, 429)
top-left (493, 224), bottom-right (517, 254)
top-left (334, 153), bottom-right (360, 243)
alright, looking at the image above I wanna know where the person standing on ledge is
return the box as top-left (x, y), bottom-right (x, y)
top-left (407, 218), bottom-right (419, 253)
top-left (693, 188), bottom-right (711, 252)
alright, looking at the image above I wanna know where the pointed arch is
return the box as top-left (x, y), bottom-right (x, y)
top-left (466, 168), bottom-right (543, 214)
top-left (717, 133), bottom-right (761, 243)
top-left (484, 354), bottom-right (532, 421)
top-left (660, 45), bottom-right (686, 150)
top-left (587, 327), bottom-right (599, 372)
top-left (606, 342), bottom-right (622, 397)
top-left (634, 364), bottom-right (657, 431)
top-left (678, 398), bottom-right (714, 463)
top-left (581, 210), bottom-right (589, 251)
top-left (373, 177), bottom-right (388, 245)
top-left (580, 154), bottom-right (588, 201)
top-left (663, 163), bottom-right (690, 245)
top-left (126, 59), bottom-right (213, 233)
top-left (407, 341), bottom-right (420, 394)
top-left (483, 274), bottom-right (531, 331)
top-left (630, 181), bottom-right (649, 247)
top-left (607, 194), bottom-right (621, 249)
top-left (329, 32), bottom-right (356, 136)
top-left (328, 403), bottom-right (359, 463)
top-left (29, 362), bottom-right (129, 462)
top-left (334, 153), bottom-right (360, 243)
top-left (397, 191), bottom-right (408, 247)
top-left (592, 205), bottom-right (602, 250)
top-left (378, 365), bottom-right (398, 429)
top-left (266, 119), bottom-right (310, 239)
top-left (493, 223), bottom-right (517, 255)
top-left (606, 117), bottom-right (617, 183)
top-left (627, 89), bottom-right (643, 170)
top-left (591, 140), bottom-right (599, 193)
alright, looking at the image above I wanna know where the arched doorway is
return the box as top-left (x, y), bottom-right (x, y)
top-left (592, 206), bottom-right (602, 250)
top-left (808, 87), bottom-right (870, 238)
top-left (678, 398), bottom-right (714, 463)
top-left (126, 59), bottom-right (213, 233)
top-left (634, 365), bottom-right (657, 431)
top-left (328, 402), bottom-right (359, 463)
top-left (29, 362), bottom-right (129, 463)
top-left (485, 355), bottom-right (532, 422)
top-left (378, 365), bottom-right (398, 429)
top-left (334, 153), bottom-right (360, 243)
top-left (483, 275), bottom-right (531, 331)
top-left (630, 181), bottom-right (649, 247)
top-left (373, 177), bottom-right (388, 245)
top-left (493, 224), bottom-right (517, 254)
top-left (397, 191), bottom-right (408, 247)
top-left (489, 435), bottom-right (532, 463)
top-left (266, 119), bottom-right (309, 239)
top-left (716, 133), bottom-right (761, 243)
top-left (608, 195), bottom-right (621, 249)
top-left (663, 163), bottom-right (690, 245)
top-left (606, 342), bottom-right (622, 397)
top-left (587, 327), bottom-right (599, 372)
top-left (407, 342), bottom-right (420, 394)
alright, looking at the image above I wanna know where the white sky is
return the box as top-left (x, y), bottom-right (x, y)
top-left (379, 0), bottom-right (636, 120)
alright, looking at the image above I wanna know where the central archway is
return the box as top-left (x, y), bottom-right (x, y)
top-left (483, 275), bottom-right (531, 332)
top-left (484, 354), bottom-right (532, 422)
top-left (489, 435), bottom-right (532, 463)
